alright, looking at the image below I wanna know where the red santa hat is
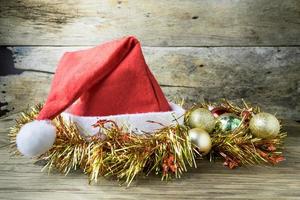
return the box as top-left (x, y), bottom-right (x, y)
top-left (16, 36), bottom-right (185, 157)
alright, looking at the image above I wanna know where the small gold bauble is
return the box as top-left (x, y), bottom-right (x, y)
top-left (189, 108), bottom-right (215, 133)
top-left (249, 112), bottom-right (280, 139)
top-left (188, 128), bottom-right (212, 155)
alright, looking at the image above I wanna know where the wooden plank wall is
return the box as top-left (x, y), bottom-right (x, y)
top-left (1, 1), bottom-right (300, 199)
top-left (1, 0), bottom-right (300, 120)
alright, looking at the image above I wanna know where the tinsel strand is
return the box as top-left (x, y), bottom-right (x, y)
top-left (9, 100), bottom-right (286, 186)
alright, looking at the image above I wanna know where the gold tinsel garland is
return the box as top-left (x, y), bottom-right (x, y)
top-left (9, 100), bottom-right (286, 186)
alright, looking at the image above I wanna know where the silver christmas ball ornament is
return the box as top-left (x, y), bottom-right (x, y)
top-left (188, 128), bottom-right (212, 155)
top-left (215, 113), bottom-right (242, 133)
top-left (189, 108), bottom-right (216, 133)
top-left (249, 112), bottom-right (280, 139)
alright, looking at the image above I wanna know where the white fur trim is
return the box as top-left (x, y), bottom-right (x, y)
top-left (16, 120), bottom-right (56, 157)
top-left (61, 102), bottom-right (185, 136)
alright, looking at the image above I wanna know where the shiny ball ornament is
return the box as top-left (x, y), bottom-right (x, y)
top-left (189, 108), bottom-right (215, 133)
top-left (211, 107), bottom-right (227, 118)
top-left (188, 128), bottom-right (212, 155)
top-left (249, 112), bottom-right (280, 139)
top-left (215, 113), bottom-right (242, 133)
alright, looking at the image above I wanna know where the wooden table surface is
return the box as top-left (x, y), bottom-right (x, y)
top-left (0, 117), bottom-right (300, 199)
top-left (0, 0), bottom-right (300, 199)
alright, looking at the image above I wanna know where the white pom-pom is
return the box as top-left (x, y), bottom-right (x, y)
top-left (16, 120), bottom-right (56, 157)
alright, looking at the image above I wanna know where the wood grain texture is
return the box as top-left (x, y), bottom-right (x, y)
top-left (0, 0), bottom-right (300, 46)
top-left (1, 46), bottom-right (299, 120)
top-left (0, 116), bottom-right (300, 200)
top-left (0, 0), bottom-right (300, 199)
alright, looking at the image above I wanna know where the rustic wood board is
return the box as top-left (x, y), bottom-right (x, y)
top-left (0, 0), bottom-right (300, 199)
top-left (1, 0), bottom-right (300, 46)
top-left (1, 46), bottom-right (299, 120)
top-left (0, 116), bottom-right (299, 200)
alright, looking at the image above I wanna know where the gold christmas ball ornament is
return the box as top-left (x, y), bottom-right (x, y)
top-left (249, 112), bottom-right (280, 139)
top-left (188, 128), bottom-right (212, 155)
top-left (215, 113), bottom-right (242, 133)
top-left (188, 108), bottom-right (215, 133)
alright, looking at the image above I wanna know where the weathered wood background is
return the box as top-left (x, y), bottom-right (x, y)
top-left (0, 0), bottom-right (300, 199)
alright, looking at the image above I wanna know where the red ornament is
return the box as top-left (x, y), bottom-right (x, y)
top-left (241, 110), bottom-right (251, 119)
top-left (211, 107), bottom-right (227, 118)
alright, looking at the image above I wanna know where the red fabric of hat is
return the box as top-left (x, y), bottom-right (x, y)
top-left (38, 36), bottom-right (170, 120)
